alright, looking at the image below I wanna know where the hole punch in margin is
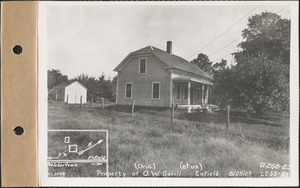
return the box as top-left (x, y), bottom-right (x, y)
top-left (14, 126), bottom-right (24, 135)
top-left (12, 45), bottom-right (23, 55)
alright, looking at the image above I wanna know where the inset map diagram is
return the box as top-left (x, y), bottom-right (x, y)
top-left (48, 130), bottom-right (108, 177)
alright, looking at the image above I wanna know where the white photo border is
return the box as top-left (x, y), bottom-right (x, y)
top-left (38, 1), bottom-right (299, 186)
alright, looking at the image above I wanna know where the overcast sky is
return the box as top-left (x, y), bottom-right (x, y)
top-left (46, 2), bottom-right (291, 79)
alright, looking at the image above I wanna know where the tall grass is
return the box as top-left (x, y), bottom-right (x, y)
top-left (48, 103), bottom-right (289, 177)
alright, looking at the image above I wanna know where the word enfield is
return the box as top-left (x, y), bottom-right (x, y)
top-left (88, 155), bottom-right (106, 160)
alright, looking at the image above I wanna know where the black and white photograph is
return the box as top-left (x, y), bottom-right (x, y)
top-left (38, 1), bottom-right (299, 186)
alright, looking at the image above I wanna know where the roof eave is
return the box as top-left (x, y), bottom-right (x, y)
top-left (113, 54), bottom-right (131, 72)
top-left (114, 52), bottom-right (156, 72)
top-left (169, 67), bottom-right (212, 80)
top-left (72, 81), bottom-right (88, 90)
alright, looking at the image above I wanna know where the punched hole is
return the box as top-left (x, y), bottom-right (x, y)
top-left (14, 126), bottom-right (24, 135)
top-left (13, 45), bottom-right (23, 55)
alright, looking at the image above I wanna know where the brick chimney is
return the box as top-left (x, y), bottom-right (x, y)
top-left (167, 41), bottom-right (172, 54)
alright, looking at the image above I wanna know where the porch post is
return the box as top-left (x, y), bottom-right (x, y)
top-left (201, 85), bottom-right (205, 104)
top-left (205, 86), bottom-right (209, 104)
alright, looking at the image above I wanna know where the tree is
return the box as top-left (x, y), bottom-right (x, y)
top-left (212, 59), bottom-right (227, 71)
top-left (190, 53), bottom-right (213, 74)
top-left (209, 12), bottom-right (290, 114)
top-left (234, 55), bottom-right (289, 113)
top-left (74, 74), bottom-right (98, 102)
top-left (48, 69), bottom-right (68, 90)
top-left (74, 73), bottom-right (116, 102)
top-left (231, 12), bottom-right (290, 113)
top-left (238, 11), bottom-right (290, 65)
top-left (98, 80), bottom-right (115, 101)
top-left (210, 59), bottom-right (238, 109)
top-left (190, 55), bottom-right (236, 109)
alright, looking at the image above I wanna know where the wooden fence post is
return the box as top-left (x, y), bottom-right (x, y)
top-left (131, 100), bottom-right (135, 117)
top-left (55, 93), bottom-right (58, 102)
top-left (226, 105), bottom-right (230, 130)
top-left (101, 97), bottom-right (104, 110)
top-left (80, 96), bottom-right (82, 108)
top-left (91, 97), bottom-right (94, 108)
top-left (113, 102), bottom-right (116, 113)
top-left (66, 95), bottom-right (68, 104)
top-left (171, 97), bottom-right (174, 123)
top-left (240, 127), bottom-right (244, 141)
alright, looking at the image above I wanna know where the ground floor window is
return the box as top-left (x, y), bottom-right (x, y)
top-left (175, 83), bottom-right (181, 100)
top-left (183, 84), bottom-right (188, 100)
top-left (196, 87), bottom-right (201, 100)
top-left (125, 83), bottom-right (132, 98)
top-left (152, 82), bottom-right (160, 99)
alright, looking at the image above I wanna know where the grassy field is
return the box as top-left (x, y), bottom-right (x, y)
top-left (48, 102), bottom-right (290, 177)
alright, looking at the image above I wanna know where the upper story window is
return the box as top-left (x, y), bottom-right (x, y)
top-left (139, 58), bottom-right (147, 74)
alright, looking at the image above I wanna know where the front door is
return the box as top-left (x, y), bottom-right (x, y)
top-left (190, 86), bottom-right (194, 105)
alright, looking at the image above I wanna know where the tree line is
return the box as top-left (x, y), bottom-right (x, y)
top-left (191, 12), bottom-right (290, 114)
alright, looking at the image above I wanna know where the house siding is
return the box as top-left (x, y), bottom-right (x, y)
top-left (48, 88), bottom-right (65, 102)
top-left (64, 82), bottom-right (87, 104)
top-left (57, 88), bottom-right (65, 102)
top-left (116, 55), bottom-right (171, 107)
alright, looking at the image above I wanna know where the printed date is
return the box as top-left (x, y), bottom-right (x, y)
top-left (228, 170), bottom-right (252, 177)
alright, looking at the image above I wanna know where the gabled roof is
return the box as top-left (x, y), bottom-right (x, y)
top-left (52, 80), bottom-right (87, 90)
top-left (114, 45), bottom-right (212, 79)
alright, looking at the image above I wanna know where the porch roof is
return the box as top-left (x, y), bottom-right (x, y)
top-left (173, 75), bottom-right (213, 85)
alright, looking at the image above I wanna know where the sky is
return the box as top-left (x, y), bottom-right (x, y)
top-left (46, 2), bottom-right (291, 79)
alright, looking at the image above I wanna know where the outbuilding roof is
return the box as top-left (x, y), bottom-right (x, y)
top-left (114, 45), bottom-right (212, 79)
top-left (52, 81), bottom-right (87, 90)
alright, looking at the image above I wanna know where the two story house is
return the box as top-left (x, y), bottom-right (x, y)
top-left (113, 41), bottom-right (212, 112)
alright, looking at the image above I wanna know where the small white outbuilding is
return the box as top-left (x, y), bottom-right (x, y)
top-left (49, 81), bottom-right (87, 104)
